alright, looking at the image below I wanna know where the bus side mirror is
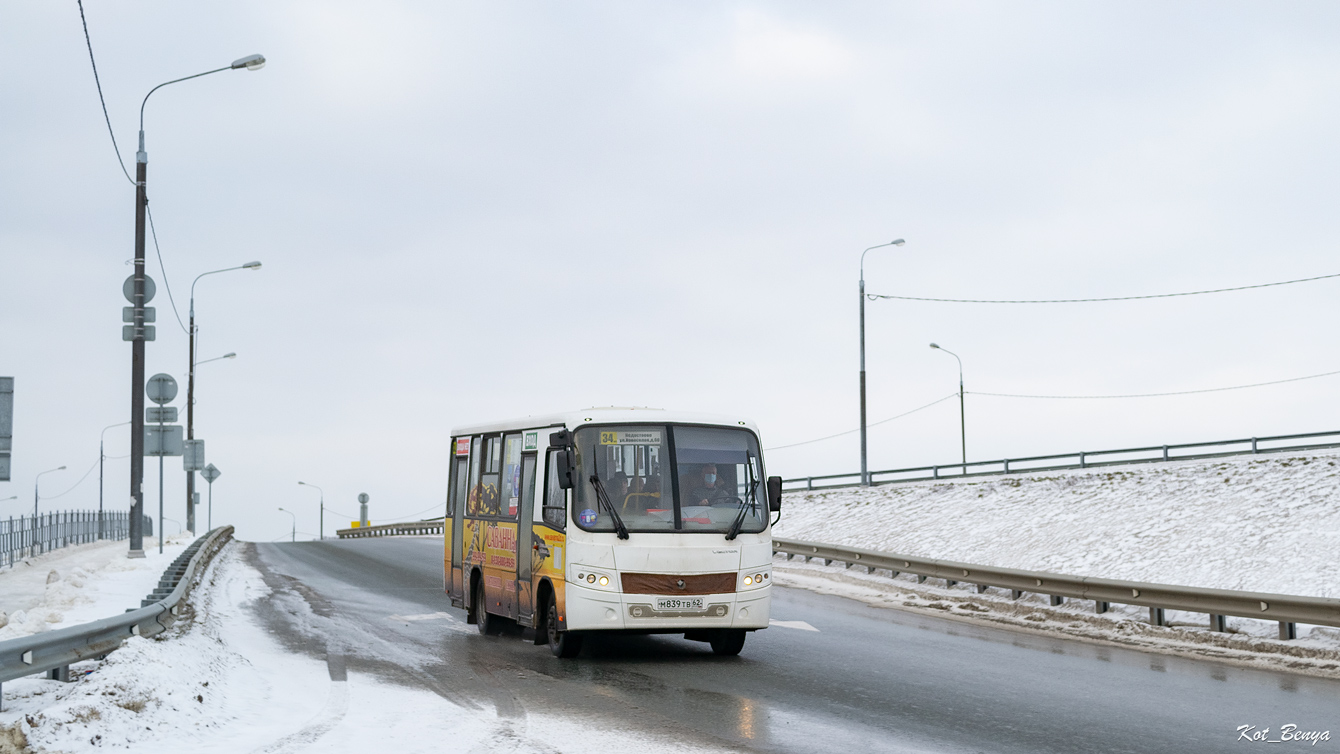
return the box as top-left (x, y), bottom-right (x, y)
top-left (555, 451), bottom-right (574, 490)
top-left (767, 476), bottom-right (782, 512)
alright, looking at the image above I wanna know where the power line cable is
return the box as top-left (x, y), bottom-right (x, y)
top-left (42, 458), bottom-right (100, 500)
top-left (390, 502), bottom-right (446, 521)
top-left (766, 392), bottom-right (959, 451)
top-left (868, 272), bottom-right (1340, 304)
top-left (970, 367), bottom-right (1340, 399)
top-left (146, 205), bottom-right (189, 334)
top-left (76, 0), bottom-right (134, 186)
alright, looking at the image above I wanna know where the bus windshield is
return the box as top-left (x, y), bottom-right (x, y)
top-left (572, 424), bottom-right (767, 535)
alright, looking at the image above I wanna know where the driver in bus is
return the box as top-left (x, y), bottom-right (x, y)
top-left (607, 471), bottom-right (631, 510)
top-left (684, 463), bottom-right (731, 506)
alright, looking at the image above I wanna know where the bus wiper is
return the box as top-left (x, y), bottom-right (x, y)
top-left (589, 475), bottom-right (630, 540)
top-left (725, 454), bottom-right (760, 541)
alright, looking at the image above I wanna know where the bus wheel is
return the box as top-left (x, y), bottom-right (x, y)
top-left (547, 594), bottom-right (583, 658)
top-left (709, 629), bottom-right (746, 656)
top-left (475, 583), bottom-right (500, 636)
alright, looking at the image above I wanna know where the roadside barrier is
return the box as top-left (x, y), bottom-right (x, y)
top-left (0, 526), bottom-right (234, 706)
top-left (335, 519), bottom-right (443, 538)
top-left (784, 429), bottom-right (1340, 491)
top-left (774, 537), bottom-right (1339, 641)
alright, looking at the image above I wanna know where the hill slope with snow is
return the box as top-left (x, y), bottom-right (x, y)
top-left (772, 450), bottom-right (1340, 599)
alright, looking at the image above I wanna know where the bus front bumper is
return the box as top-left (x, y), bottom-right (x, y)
top-left (565, 582), bottom-right (771, 632)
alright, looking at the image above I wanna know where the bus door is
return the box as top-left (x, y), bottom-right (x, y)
top-left (516, 448), bottom-right (539, 626)
top-left (448, 437), bottom-right (471, 604)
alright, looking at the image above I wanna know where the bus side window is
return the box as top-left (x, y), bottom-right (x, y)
top-left (448, 454), bottom-right (468, 517)
top-left (543, 450), bottom-right (566, 529)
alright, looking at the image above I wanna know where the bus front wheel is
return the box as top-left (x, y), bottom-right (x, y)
top-left (547, 594), bottom-right (583, 658)
top-left (710, 629), bottom-right (746, 656)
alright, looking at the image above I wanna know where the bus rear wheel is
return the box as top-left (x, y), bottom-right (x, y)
top-left (475, 583), bottom-right (501, 636)
top-left (709, 629), bottom-right (746, 656)
top-left (546, 594), bottom-right (583, 658)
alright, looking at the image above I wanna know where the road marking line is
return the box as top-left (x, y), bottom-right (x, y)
top-left (388, 611), bottom-right (455, 622)
top-left (769, 619), bottom-right (819, 632)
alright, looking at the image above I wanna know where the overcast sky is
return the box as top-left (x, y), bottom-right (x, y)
top-left (4, 2), bottom-right (1340, 543)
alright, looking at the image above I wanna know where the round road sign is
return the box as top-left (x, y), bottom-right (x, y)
top-left (146, 373), bottom-right (178, 405)
top-left (122, 275), bottom-right (156, 304)
top-left (358, 493), bottom-right (369, 504)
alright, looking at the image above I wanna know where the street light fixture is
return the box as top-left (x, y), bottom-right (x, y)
top-left (100, 421), bottom-right (130, 539)
top-left (929, 343), bottom-right (966, 469)
top-left (278, 507), bottom-right (296, 543)
top-left (298, 481), bottom-right (325, 541)
top-left (34, 466), bottom-right (67, 518)
top-left (187, 264), bottom-right (261, 534)
top-left (127, 55), bottom-right (266, 559)
top-left (859, 238), bottom-right (905, 486)
top-left (195, 353), bottom-right (237, 368)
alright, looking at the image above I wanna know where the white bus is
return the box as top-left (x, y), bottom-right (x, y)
top-left (444, 408), bottom-right (782, 657)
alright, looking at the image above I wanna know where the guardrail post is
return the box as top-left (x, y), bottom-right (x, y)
top-left (1011, 590), bottom-right (1023, 600)
top-left (1162, 445), bottom-right (1168, 462)
top-left (1279, 621), bottom-right (1297, 640)
top-left (1079, 452), bottom-right (1086, 469)
top-left (806, 477), bottom-right (813, 491)
top-left (1049, 595), bottom-right (1064, 606)
top-left (1251, 437), bottom-right (1258, 454)
top-left (1209, 614), bottom-right (1227, 632)
top-left (932, 466), bottom-right (938, 479)
top-left (1003, 459), bottom-right (1010, 473)
top-left (1149, 607), bottom-right (1166, 627)
top-left (945, 578), bottom-right (957, 587)
top-left (976, 584), bottom-right (989, 594)
top-left (48, 665), bottom-right (70, 682)
top-left (1094, 600), bottom-right (1109, 614)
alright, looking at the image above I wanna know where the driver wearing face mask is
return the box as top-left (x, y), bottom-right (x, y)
top-left (685, 463), bottom-right (730, 506)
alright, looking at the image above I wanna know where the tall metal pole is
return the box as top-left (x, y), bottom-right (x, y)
top-left (158, 412), bottom-right (165, 554)
top-left (186, 304), bottom-right (196, 534)
top-left (129, 151), bottom-right (147, 557)
top-left (130, 54), bottom-right (265, 554)
top-left (930, 343), bottom-right (966, 469)
top-left (859, 239), bottom-right (904, 487)
top-left (299, 481), bottom-right (324, 540)
top-left (207, 480), bottom-right (213, 530)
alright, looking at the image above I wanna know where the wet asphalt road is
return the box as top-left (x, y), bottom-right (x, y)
top-left (248, 538), bottom-right (1340, 754)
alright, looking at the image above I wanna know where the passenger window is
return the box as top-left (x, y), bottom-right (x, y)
top-left (542, 450), bottom-right (566, 529)
top-left (501, 434), bottom-right (523, 519)
top-left (469, 435), bottom-right (502, 516)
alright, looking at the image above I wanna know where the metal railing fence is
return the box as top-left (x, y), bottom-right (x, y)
top-left (336, 519), bottom-right (444, 539)
top-left (783, 429), bottom-right (1340, 491)
top-left (1, 511), bottom-right (133, 568)
top-left (774, 537), bottom-right (1339, 641)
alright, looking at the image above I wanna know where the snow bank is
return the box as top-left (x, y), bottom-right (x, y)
top-left (0, 546), bottom-right (742, 753)
top-left (0, 535), bottom-right (192, 641)
top-left (773, 450), bottom-right (1340, 598)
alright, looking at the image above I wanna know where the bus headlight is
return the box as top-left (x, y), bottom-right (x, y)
top-left (740, 570), bottom-right (770, 590)
top-left (572, 568), bottom-right (618, 591)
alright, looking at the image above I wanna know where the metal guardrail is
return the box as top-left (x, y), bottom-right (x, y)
top-left (0, 525), bottom-right (234, 697)
top-left (335, 519), bottom-right (443, 539)
top-left (2, 511), bottom-right (135, 568)
top-left (774, 537), bottom-right (1339, 640)
top-left (783, 429), bottom-right (1340, 491)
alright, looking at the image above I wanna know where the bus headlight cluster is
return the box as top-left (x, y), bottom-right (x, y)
top-left (573, 569), bottom-right (615, 590)
top-left (741, 571), bottom-right (770, 589)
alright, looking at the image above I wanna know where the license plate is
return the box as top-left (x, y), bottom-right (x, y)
top-left (655, 597), bottom-right (704, 611)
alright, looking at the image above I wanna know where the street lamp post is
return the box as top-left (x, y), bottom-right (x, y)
top-left (34, 466), bottom-right (67, 518)
top-left (100, 421), bottom-right (130, 539)
top-left (278, 507), bottom-right (296, 543)
top-left (859, 238), bottom-right (905, 486)
top-left (128, 53), bottom-right (266, 559)
top-left (298, 481), bottom-right (324, 540)
top-left (187, 264), bottom-right (258, 536)
top-left (929, 343), bottom-right (966, 470)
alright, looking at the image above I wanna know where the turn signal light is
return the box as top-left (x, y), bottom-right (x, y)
top-left (598, 576), bottom-right (609, 586)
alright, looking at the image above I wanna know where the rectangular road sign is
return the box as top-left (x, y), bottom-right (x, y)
top-left (144, 424), bottom-right (184, 457)
top-left (122, 306), bottom-right (156, 323)
top-left (146, 406), bottom-right (177, 423)
top-left (0, 377), bottom-right (11, 482)
top-left (183, 439), bottom-right (205, 471)
top-left (122, 325), bottom-right (157, 342)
